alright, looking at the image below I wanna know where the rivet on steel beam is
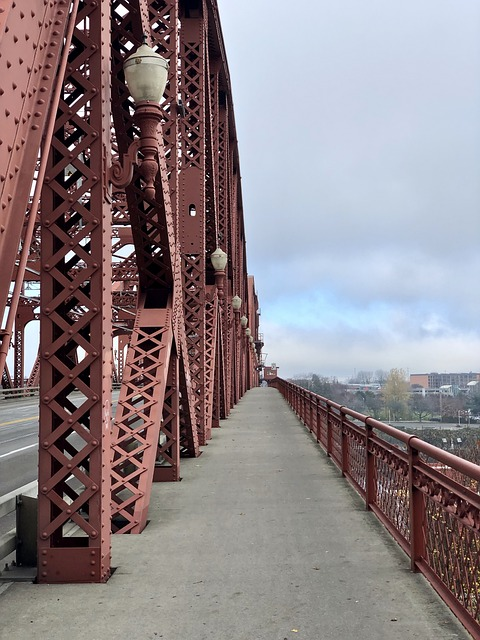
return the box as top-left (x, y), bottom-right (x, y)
top-left (43, 351), bottom-right (49, 357)
top-left (90, 530), bottom-right (98, 539)
top-left (31, 125), bottom-right (39, 130)
top-left (66, 509), bottom-right (71, 514)
top-left (92, 395), bottom-right (99, 401)
top-left (41, 532), bottom-right (48, 539)
top-left (90, 561), bottom-right (95, 566)
top-left (92, 484), bottom-right (98, 491)
top-left (44, 264), bottom-right (50, 270)
top-left (37, 99), bottom-right (45, 105)
top-left (42, 396), bottom-right (50, 402)
top-left (67, 418), bottom-right (73, 424)
top-left (92, 440), bottom-right (98, 446)
top-left (42, 441), bottom-right (48, 448)
top-left (41, 571), bottom-right (47, 577)
top-left (41, 561), bottom-right (47, 566)
top-left (41, 487), bottom-right (48, 494)
top-left (91, 551), bottom-right (96, 556)
top-left (68, 373), bottom-right (73, 378)
top-left (41, 550), bottom-right (47, 556)
top-left (90, 571), bottom-right (96, 577)
top-left (67, 463), bottom-right (72, 469)
top-left (34, 111), bottom-right (41, 117)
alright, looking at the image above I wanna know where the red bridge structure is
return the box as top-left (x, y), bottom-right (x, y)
top-left (0, 2), bottom-right (479, 638)
top-left (0, 0), bottom-right (262, 582)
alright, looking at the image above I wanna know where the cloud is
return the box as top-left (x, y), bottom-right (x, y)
top-left (221, 1), bottom-right (480, 378)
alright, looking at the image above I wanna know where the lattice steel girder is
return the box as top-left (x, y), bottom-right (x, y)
top-left (38, 0), bottom-right (113, 583)
top-left (0, 0), bottom-right (71, 331)
top-left (179, 12), bottom-right (208, 443)
top-left (203, 286), bottom-right (217, 437)
top-left (153, 346), bottom-right (180, 482)
top-left (111, 306), bottom-right (174, 534)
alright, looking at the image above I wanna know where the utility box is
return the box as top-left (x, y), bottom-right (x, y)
top-left (16, 495), bottom-right (37, 567)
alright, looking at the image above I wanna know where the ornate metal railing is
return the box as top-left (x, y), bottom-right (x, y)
top-left (272, 378), bottom-right (480, 637)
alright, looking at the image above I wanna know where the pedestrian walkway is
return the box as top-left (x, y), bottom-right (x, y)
top-left (0, 388), bottom-right (472, 640)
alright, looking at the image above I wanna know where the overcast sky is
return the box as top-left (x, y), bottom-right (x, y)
top-left (220, 0), bottom-right (480, 380)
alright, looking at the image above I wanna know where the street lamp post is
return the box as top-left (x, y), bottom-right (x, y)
top-left (110, 38), bottom-right (169, 198)
top-left (231, 296), bottom-right (242, 404)
top-left (210, 248), bottom-right (228, 300)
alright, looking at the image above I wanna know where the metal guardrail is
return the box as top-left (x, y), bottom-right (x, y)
top-left (0, 482), bottom-right (37, 562)
top-left (0, 383), bottom-right (120, 401)
top-left (0, 387), bottom-right (39, 401)
top-left (272, 378), bottom-right (480, 638)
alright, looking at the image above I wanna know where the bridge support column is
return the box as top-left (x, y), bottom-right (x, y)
top-left (38, 0), bottom-right (112, 583)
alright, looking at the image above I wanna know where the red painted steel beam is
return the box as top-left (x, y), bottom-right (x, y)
top-left (37, 0), bottom-right (113, 583)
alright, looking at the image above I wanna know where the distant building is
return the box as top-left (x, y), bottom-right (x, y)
top-left (410, 372), bottom-right (480, 391)
top-left (264, 365), bottom-right (279, 382)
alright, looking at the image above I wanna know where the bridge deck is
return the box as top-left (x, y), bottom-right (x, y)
top-left (1, 387), bottom-right (472, 639)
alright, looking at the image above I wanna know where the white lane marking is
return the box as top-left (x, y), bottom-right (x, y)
top-left (0, 443), bottom-right (37, 459)
top-left (2, 433), bottom-right (36, 445)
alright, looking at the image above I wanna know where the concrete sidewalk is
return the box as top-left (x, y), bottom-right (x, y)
top-left (0, 388), bottom-right (472, 640)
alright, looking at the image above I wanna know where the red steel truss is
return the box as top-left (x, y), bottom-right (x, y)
top-left (0, 0), bottom-right (262, 582)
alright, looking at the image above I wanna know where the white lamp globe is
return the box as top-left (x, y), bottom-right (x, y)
top-left (124, 43), bottom-right (169, 103)
top-left (232, 295), bottom-right (242, 311)
top-left (210, 247), bottom-right (228, 271)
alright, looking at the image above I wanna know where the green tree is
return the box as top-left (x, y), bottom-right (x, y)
top-left (409, 394), bottom-right (432, 422)
top-left (383, 368), bottom-right (410, 420)
top-left (467, 394), bottom-right (480, 416)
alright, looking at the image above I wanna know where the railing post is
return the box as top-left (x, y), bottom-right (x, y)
top-left (365, 420), bottom-right (375, 510)
top-left (326, 402), bottom-right (332, 456)
top-left (341, 407), bottom-right (348, 476)
top-left (315, 396), bottom-right (320, 442)
top-left (408, 438), bottom-right (425, 572)
top-left (308, 393), bottom-right (313, 433)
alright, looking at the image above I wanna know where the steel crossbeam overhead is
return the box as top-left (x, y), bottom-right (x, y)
top-left (0, 0), bottom-right (262, 582)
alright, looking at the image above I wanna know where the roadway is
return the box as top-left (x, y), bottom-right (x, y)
top-left (0, 392), bottom-right (120, 498)
top-left (0, 397), bottom-right (40, 496)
